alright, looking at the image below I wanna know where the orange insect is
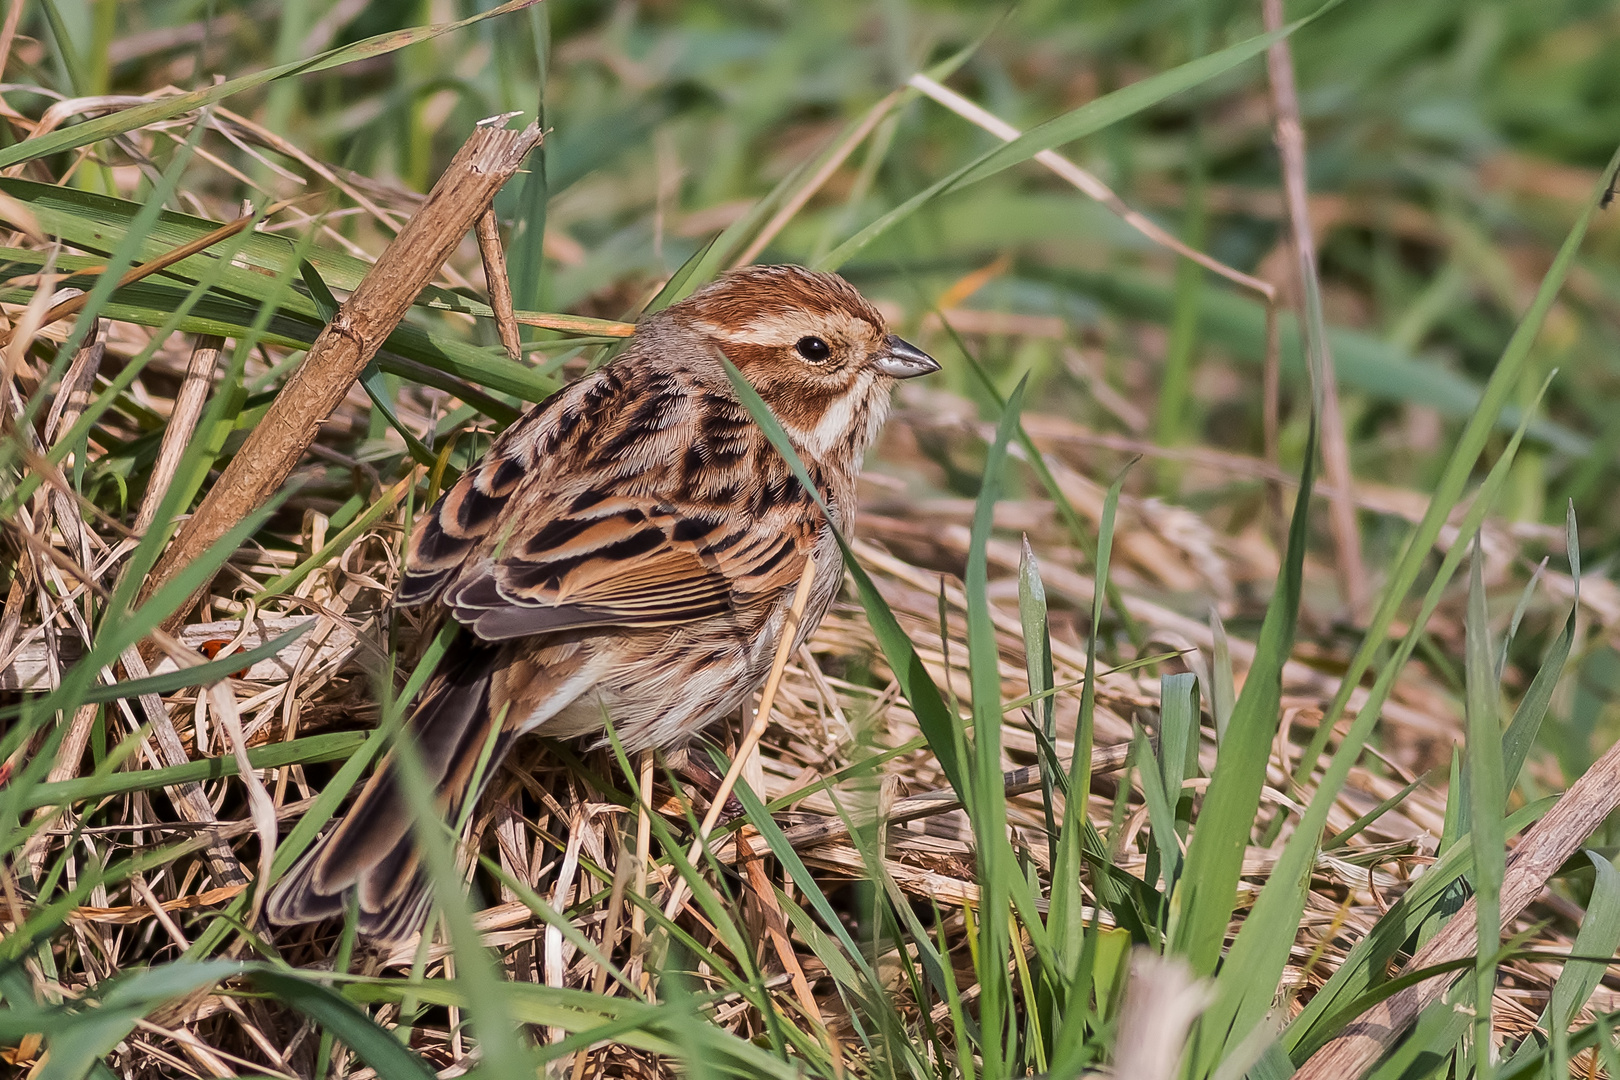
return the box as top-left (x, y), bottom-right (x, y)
top-left (197, 639), bottom-right (252, 679)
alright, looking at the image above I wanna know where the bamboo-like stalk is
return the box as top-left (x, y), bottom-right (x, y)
top-left (136, 119), bottom-right (541, 639)
top-left (475, 208), bottom-right (524, 362)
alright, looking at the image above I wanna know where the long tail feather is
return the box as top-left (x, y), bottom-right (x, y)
top-left (267, 637), bottom-right (512, 941)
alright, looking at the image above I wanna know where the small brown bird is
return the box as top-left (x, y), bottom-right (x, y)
top-left (266, 264), bottom-right (938, 940)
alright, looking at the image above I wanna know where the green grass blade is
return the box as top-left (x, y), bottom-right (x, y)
top-left (716, 356), bottom-right (967, 800)
top-left (1465, 538), bottom-right (1506, 1080)
top-left (1288, 142), bottom-right (1620, 789)
top-left (1029, 262), bottom-right (1586, 454)
top-left (1508, 852), bottom-right (1620, 1069)
top-left (18, 732), bottom-right (365, 813)
top-left (28, 962), bottom-right (246, 1080)
top-left (1210, 609), bottom-right (1235, 744)
top-left (0, 623), bottom-right (310, 719)
top-left (964, 376), bottom-right (1028, 1079)
top-left (1019, 537), bottom-right (1059, 866)
top-left (1158, 671), bottom-right (1199, 798)
top-left (246, 969), bottom-right (437, 1080)
top-left (1134, 724), bottom-right (1181, 902)
top-left (0, 1), bottom-right (546, 171)
top-left (1230, 374), bottom-right (1550, 1067)
top-left (1284, 797), bottom-right (1555, 1063)
top-left (817, 8), bottom-right (1332, 271)
top-left (1172, 418), bottom-right (1313, 975)
top-left (1051, 464), bottom-right (1127, 989)
top-left (1500, 504), bottom-right (1580, 793)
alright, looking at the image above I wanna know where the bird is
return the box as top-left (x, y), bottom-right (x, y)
top-left (266, 264), bottom-right (939, 941)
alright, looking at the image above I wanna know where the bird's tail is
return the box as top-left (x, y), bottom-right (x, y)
top-left (266, 636), bottom-right (512, 943)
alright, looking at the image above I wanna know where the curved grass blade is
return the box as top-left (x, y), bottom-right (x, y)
top-left (1506, 851), bottom-right (1620, 1071)
top-left (1499, 503), bottom-right (1580, 793)
top-left (1172, 417), bottom-right (1314, 976)
top-left (965, 375), bottom-right (1028, 1079)
top-left (1229, 375), bottom-right (1552, 1069)
top-left (24, 961), bottom-right (245, 1080)
top-left (0, 621), bottom-right (310, 719)
top-left (1284, 795), bottom-right (1558, 1064)
top-left (18, 730), bottom-right (364, 810)
top-left (1464, 537), bottom-right (1505, 1080)
top-left (1286, 141), bottom-right (1620, 792)
top-left (716, 357), bottom-right (966, 800)
top-left (246, 969), bottom-right (438, 1080)
top-left (818, 7), bottom-right (1334, 271)
top-left (0, 2), bottom-right (545, 171)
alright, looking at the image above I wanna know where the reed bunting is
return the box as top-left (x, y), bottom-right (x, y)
top-left (267, 264), bottom-right (938, 940)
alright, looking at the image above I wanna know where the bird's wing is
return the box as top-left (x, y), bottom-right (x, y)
top-left (441, 491), bottom-right (813, 640)
top-left (398, 364), bottom-right (820, 641)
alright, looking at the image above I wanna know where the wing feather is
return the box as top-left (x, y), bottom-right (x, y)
top-left (399, 362), bottom-right (822, 642)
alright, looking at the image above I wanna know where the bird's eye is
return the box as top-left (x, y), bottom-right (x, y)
top-left (795, 336), bottom-right (831, 362)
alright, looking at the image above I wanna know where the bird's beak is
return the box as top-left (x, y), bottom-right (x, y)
top-left (874, 335), bottom-right (940, 379)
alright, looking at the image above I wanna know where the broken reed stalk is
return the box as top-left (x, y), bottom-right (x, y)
top-left (136, 119), bottom-right (542, 638)
top-left (475, 208), bottom-right (524, 362)
top-left (660, 558), bottom-right (818, 924)
top-left (1262, 0), bottom-right (1369, 620)
top-left (1292, 733), bottom-right (1620, 1080)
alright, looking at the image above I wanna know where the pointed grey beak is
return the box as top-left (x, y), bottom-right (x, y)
top-left (874, 335), bottom-right (940, 379)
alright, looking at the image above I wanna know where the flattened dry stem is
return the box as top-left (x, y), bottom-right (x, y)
top-left (1292, 734), bottom-right (1620, 1080)
top-left (134, 334), bottom-right (222, 536)
top-left (476, 208), bottom-right (524, 362)
top-left (137, 120), bottom-right (541, 639)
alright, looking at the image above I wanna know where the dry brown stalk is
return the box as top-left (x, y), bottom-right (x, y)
top-left (0, 0), bottom-right (26, 89)
top-left (21, 318), bottom-right (111, 874)
top-left (661, 558), bottom-right (818, 924)
top-left (737, 832), bottom-right (843, 1072)
top-left (137, 119), bottom-right (542, 638)
top-left (0, 244), bottom-right (59, 413)
top-left (1292, 732), bottom-right (1620, 1080)
top-left (40, 303), bottom-right (104, 450)
top-left (509, 310), bottom-right (635, 336)
top-left (134, 334), bottom-right (222, 535)
top-left (1263, 0), bottom-right (1368, 620)
top-left (476, 207), bottom-right (525, 362)
top-left (25, 318), bottom-right (109, 841)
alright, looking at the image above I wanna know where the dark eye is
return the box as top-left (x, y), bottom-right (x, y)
top-left (795, 335), bottom-right (831, 362)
